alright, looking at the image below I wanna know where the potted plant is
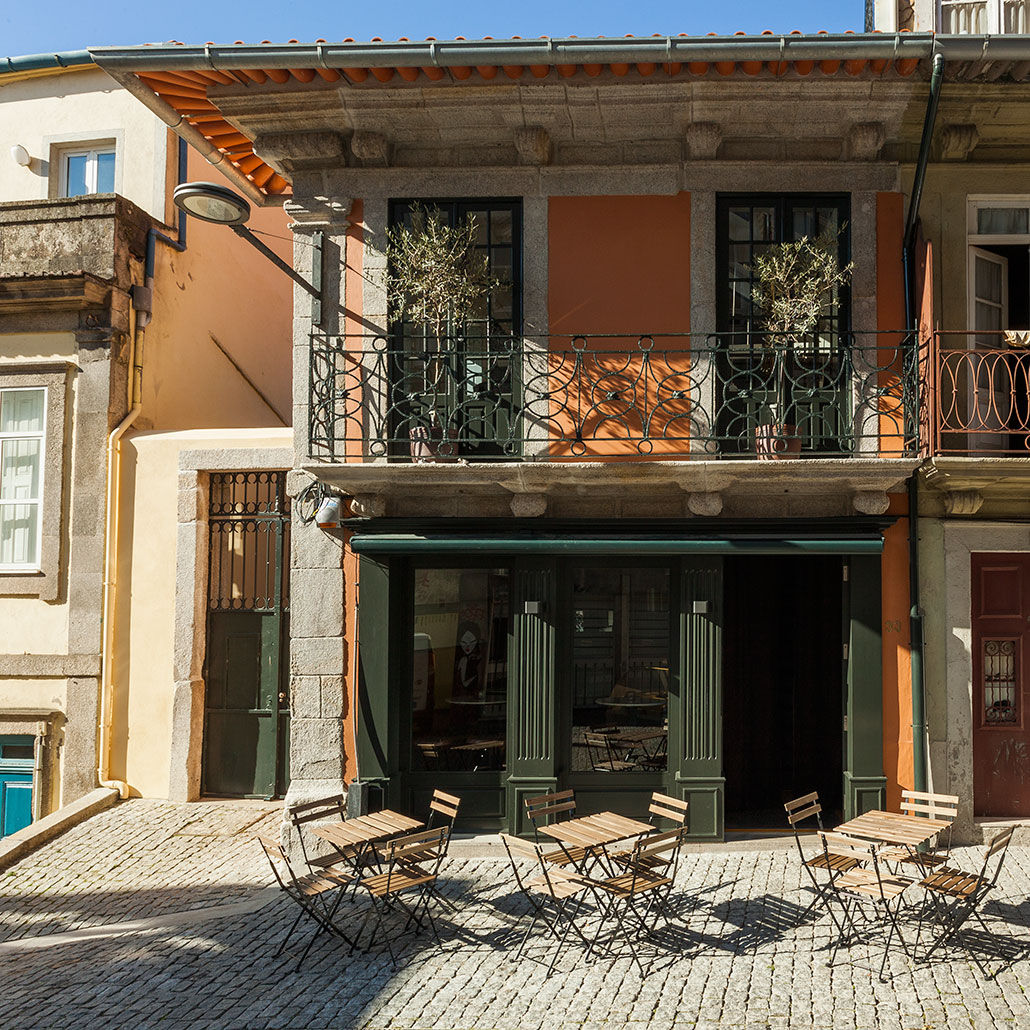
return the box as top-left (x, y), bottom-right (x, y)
top-left (750, 229), bottom-right (853, 458)
top-left (384, 204), bottom-right (502, 462)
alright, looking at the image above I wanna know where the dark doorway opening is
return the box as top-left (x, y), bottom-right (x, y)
top-left (723, 555), bottom-right (844, 830)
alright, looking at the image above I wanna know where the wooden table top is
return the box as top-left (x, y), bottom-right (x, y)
top-left (311, 809), bottom-right (423, 849)
top-left (833, 809), bottom-right (951, 849)
top-left (539, 811), bottom-right (654, 850)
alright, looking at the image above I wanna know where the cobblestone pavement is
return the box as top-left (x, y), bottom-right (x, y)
top-left (1, 800), bottom-right (1030, 1029)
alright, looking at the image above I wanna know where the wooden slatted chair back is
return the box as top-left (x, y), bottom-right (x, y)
top-left (499, 832), bottom-right (561, 897)
top-left (525, 789), bottom-right (576, 838)
top-left (382, 826), bottom-right (448, 893)
top-left (624, 826), bottom-right (688, 893)
top-left (899, 789), bottom-right (959, 822)
top-left (819, 832), bottom-right (872, 864)
top-left (428, 789), bottom-right (461, 828)
top-left (784, 791), bottom-right (823, 829)
top-left (649, 792), bottom-right (689, 827)
top-left (978, 824), bottom-right (1017, 890)
top-left (289, 794), bottom-right (347, 826)
top-left (257, 833), bottom-right (300, 892)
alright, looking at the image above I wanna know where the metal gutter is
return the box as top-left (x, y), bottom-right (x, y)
top-left (105, 62), bottom-right (272, 207)
top-left (0, 50), bottom-right (92, 77)
top-left (91, 33), bottom-right (942, 71)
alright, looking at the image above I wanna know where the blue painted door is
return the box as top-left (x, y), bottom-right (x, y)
top-left (0, 736), bottom-right (34, 837)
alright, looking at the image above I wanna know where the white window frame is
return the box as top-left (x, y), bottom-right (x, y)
top-left (0, 387), bottom-right (47, 572)
top-left (59, 146), bottom-right (116, 198)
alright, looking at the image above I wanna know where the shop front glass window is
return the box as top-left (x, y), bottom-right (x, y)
top-left (412, 567), bottom-right (509, 772)
top-left (570, 566), bottom-right (670, 773)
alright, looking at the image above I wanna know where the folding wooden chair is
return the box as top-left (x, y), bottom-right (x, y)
top-left (583, 733), bottom-right (635, 772)
top-left (915, 824), bottom-right (1016, 978)
top-left (784, 790), bottom-right (859, 928)
top-left (426, 789), bottom-right (462, 849)
top-left (351, 826), bottom-right (450, 966)
top-left (524, 789), bottom-right (592, 871)
top-left (609, 792), bottom-right (688, 870)
top-left (287, 794), bottom-right (351, 872)
top-left (500, 833), bottom-right (596, 975)
top-left (585, 826), bottom-right (689, 975)
top-left (878, 789), bottom-right (959, 871)
top-left (817, 832), bottom-right (917, 981)
top-left (256, 834), bottom-right (354, 971)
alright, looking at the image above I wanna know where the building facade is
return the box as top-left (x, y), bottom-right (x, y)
top-left (0, 54), bottom-right (292, 832)
top-left (93, 28), bottom-right (1030, 840)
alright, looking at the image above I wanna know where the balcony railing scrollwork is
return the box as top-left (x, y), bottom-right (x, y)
top-left (308, 331), bottom-right (919, 462)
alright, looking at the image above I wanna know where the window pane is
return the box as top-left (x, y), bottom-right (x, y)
top-left (412, 568), bottom-right (509, 773)
top-left (728, 207), bottom-right (751, 241)
top-left (0, 389), bottom-right (44, 433)
top-left (977, 207), bottom-right (1029, 235)
top-left (64, 154), bottom-right (89, 197)
top-left (753, 207), bottom-right (776, 242)
top-left (96, 151), bottom-right (116, 193)
top-left (489, 209), bottom-right (513, 244)
top-left (1, 439), bottom-right (41, 501)
top-left (570, 566), bottom-right (669, 774)
top-left (0, 503), bottom-right (39, 565)
top-left (792, 207), bottom-right (816, 240)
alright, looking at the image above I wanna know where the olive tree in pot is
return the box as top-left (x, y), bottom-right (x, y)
top-left (384, 204), bottom-right (502, 462)
top-left (750, 229), bottom-right (853, 459)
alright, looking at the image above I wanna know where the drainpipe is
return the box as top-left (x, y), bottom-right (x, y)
top-left (903, 52), bottom-right (944, 795)
top-left (97, 138), bottom-right (188, 797)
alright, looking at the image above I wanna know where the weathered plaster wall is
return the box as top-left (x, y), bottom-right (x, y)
top-left (0, 67), bottom-right (170, 221)
top-left (110, 428), bottom-right (291, 799)
top-left (141, 146), bottom-right (292, 433)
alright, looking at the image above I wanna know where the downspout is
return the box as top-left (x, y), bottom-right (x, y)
top-left (903, 51), bottom-right (944, 795)
top-left (97, 138), bottom-right (188, 797)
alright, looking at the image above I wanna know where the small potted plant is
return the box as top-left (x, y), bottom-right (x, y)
top-left (750, 229), bottom-right (853, 458)
top-left (384, 204), bottom-right (502, 461)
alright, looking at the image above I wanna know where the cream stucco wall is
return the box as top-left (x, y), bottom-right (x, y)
top-left (0, 66), bottom-right (171, 221)
top-left (110, 428), bottom-right (291, 799)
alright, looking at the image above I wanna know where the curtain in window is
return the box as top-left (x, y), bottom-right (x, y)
top-left (0, 389), bottom-right (45, 567)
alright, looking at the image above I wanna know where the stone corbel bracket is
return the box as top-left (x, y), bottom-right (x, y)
top-left (252, 132), bottom-right (347, 174)
top-left (350, 131), bottom-right (391, 167)
top-left (848, 122), bottom-right (885, 161)
top-left (684, 122), bottom-right (721, 160)
top-left (852, 490), bottom-right (890, 515)
top-left (514, 127), bottom-right (552, 166)
top-left (284, 196), bottom-right (353, 233)
top-left (509, 492), bottom-right (548, 518)
top-left (943, 489), bottom-right (984, 516)
top-left (685, 491), bottom-right (723, 517)
top-left (349, 493), bottom-right (387, 519)
top-left (936, 124), bottom-right (979, 162)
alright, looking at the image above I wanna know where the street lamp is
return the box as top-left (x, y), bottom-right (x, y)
top-left (172, 181), bottom-right (325, 325)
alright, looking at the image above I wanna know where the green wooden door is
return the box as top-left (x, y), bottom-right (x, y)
top-left (202, 472), bottom-right (290, 799)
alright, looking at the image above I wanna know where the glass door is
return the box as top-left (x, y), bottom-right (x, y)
top-left (405, 565), bottom-right (510, 829)
top-left (562, 564), bottom-right (672, 818)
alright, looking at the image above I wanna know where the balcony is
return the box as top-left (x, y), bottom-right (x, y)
top-left (308, 331), bottom-right (919, 465)
top-left (931, 331), bottom-right (1030, 456)
top-left (939, 0), bottom-right (1029, 32)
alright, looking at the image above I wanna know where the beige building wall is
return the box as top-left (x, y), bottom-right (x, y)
top-left (110, 428), bottom-right (291, 799)
top-left (0, 66), bottom-right (172, 222)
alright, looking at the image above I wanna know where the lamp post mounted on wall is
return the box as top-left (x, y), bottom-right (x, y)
top-left (173, 181), bottom-right (326, 327)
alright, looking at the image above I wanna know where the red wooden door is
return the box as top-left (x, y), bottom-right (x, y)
top-left (972, 553), bottom-right (1030, 816)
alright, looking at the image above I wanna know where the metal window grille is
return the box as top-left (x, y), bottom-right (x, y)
top-left (983, 639), bottom-right (1018, 724)
top-left (207, 472), bottom-right (290, 613)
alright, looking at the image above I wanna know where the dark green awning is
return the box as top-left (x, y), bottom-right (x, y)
top-left (349, 534), bottom-right (883, 555)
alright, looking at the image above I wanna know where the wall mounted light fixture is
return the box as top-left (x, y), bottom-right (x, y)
top-left (10, 144), bottom-right (31, 167)
top-left (172, 181), bottom-right (326, 327)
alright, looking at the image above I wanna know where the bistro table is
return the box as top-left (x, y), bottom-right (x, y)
top-left (538, 810), bottom-right (654, 874)
top-left (312, 809), bottom-right (424, 882)
top-left (833, 809), bottom-right (951, 865)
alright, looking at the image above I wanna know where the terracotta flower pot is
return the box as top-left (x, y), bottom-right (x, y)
top-left (754, 423), bottom-right (802, 459)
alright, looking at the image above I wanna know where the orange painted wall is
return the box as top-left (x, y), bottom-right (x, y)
top-left (875, 193), bottom-right (915, 807)
top-left (876, 192), bottom-right (908, 456)
top-left (881, 495), bottom-right (914, 810)
top-left (547, 195), bottom-right (691, 457)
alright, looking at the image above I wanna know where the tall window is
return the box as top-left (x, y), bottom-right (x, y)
top-left (0, 388), bottom-right (46, 569)
top-left (716, 194), bottom-right (851, 455)
top-left (61, 147), bottom-right (116, 198)
top-left (388, 199), bottom-right (522, 459)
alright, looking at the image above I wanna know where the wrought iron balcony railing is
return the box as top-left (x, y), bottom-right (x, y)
top-left (932, 330), bottom-right (1030, 456)
top-left (308, 331), bottom-right (919, 462)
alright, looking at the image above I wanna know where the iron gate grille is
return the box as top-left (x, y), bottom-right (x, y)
top-left (208, 472), bottom-right (290, 613)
